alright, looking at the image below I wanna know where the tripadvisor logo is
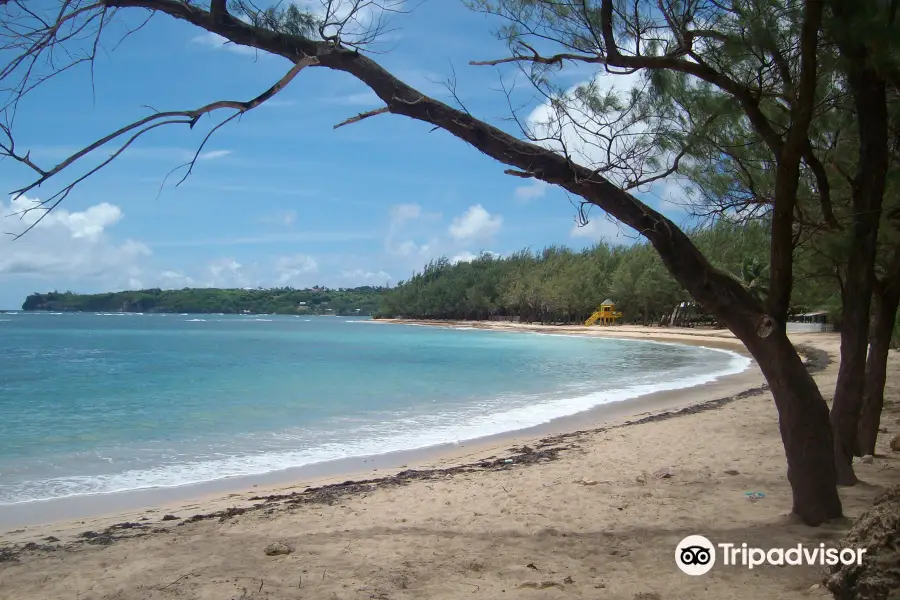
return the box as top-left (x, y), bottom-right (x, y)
top-left (675, 535), bottom-right (866, 575)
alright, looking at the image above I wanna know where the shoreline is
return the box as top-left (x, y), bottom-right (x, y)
top-left (0, 324), bottom-right (754, 532)
top-left (2, 326), bottom-right (897, 599)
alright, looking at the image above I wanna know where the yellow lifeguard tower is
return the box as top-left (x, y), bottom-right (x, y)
top-left (585, 299), bottom-right (622, 326)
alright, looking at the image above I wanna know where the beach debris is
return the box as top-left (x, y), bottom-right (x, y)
top-left (503, 459), bottom-right (514, 464)
top-left (594, 581), bottom-right (607, 589)
top-left (526, 563), bottom-right (538, 570)
top-left (635, 473), bottom-right (648, 485)
top-left (724, 469), bottom-right (740, 476)
top-left (518, 581), bottom-right (564, 590)
top-left (0, 547), bottom-right (19, 563)
top-left (745, 491), bottom-right (766, 502)
top-left (652, 467), bottom-right (673, 479)
top-left (860, 455), bottom-right (875, 465)
top-left (263, 542), bottom-right (293, 556)
top-left (576, 477), bottom-right (599, 486)
top-left (44, 536), bottom-right (59, 543)
top-left (86, 535), bottom-right (114, 545)
top-left (162, 514), bottom-right (180, 521)
top-left (634, 593), bottom-right (662, 600)
top-left (563, 576), bottom-right (574, 584)
top-left (890, 435), bottom-right (900, 452)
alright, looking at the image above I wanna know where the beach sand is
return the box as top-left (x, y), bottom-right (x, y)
top-left (1, 324), bottom-right (898, 599)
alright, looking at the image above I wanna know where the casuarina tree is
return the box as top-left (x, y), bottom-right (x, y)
top-left (1, 0), bottom-right (877, 524)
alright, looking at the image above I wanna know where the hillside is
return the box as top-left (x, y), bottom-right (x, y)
top-left (21, 286), bottom-right (387, 316)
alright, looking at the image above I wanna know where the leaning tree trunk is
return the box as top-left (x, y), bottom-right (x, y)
top-left (744, 328), bottom-right (843, 523)
top-left (857, 272), bottom-right (900, 456)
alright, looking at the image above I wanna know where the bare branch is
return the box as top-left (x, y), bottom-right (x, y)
top-left (1, 51), bottom-right (318, 237)
top-left (333, 105), bottom-right (390, 129)
top-left (504, 169), bottom-right (536, 178)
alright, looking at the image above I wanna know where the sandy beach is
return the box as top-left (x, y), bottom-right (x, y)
top-left (1, 324), bottom-right (898, 599)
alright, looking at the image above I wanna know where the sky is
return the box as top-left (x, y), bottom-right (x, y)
top-left (0, 0), bottom-right (689, 309)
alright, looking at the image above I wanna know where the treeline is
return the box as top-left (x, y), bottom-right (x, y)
top-left (375, 219), bottom-right (838, 325)
top-left (22, 286), bottom-right (388, 316)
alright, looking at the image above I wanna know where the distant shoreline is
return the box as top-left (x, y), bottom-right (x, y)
top-left (16, 309), bottom-right (367, 316)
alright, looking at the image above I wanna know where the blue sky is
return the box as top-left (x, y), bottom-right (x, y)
top-left (0, 0), bottom-right (687, 309)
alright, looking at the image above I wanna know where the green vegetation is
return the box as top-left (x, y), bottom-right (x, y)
top-left (21, 286), bottom-right (387, 316)
top-left (375, 219), bottom-right (836, 325)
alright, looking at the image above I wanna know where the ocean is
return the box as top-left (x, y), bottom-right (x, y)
top-left (0, 312), bottom-right (749, 507)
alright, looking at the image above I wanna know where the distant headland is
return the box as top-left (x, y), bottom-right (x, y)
top-left (21, 287), bottom-right (388, 316)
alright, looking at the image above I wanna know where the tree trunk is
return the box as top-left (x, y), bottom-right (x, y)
top-left (857, 272), bottom-right (900, 456)
top-left (828, 0), bottom-right (889, 486)
top-left (832, 276), bottom-right (875, 484)
top-left (745, 329), bottom-right (843, 524)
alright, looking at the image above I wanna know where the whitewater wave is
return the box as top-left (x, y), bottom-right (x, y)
top-left (0, 349), bottom-right (749, 505)
top-left (184, 319), bottom-right (207, 322)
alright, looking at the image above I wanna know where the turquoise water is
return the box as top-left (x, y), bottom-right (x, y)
top-left (0, 313), bottom-right (748, 505)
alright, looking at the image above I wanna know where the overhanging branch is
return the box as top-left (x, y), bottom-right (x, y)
top-left (4, 0), bottom-right (769, 339)
top-left (2, 53), bottom-right (318, 238)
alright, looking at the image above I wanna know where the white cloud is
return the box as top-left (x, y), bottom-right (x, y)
top-left (391, 238), bottom-right (439, 259)
top-left (294, 0), bottom-right (405, 45)
top-left (451, 250), bottom-right (501, 264)
top-left (513, 180), bottom-right (548, 202)
top-left (190, 32), bottom-right (259, 56)
top-left (448, 205), bottom-right (502, 242)
top-left (450, 251), bottom-right (478, 264)
top-left (389, 203), bottom-right (423, 225)
top-left (197, 149), bottom-right (232, 161)
top-left (56, 202), bottom-right (122, 239)
top-left (526, 71), bottom-right (695, 196)
top-left (208, 258), bottom-right (243, 282)
top-left (0, 196), bottom-right (150, 280)
top-left (569, 214), bottom-right (631, 243)
top-left (159, 270), bottom-right (196, 288)
top-left (276, 254), bottom-right (319, 285)
top-left (384, 202), bottom-right (443, 260)
top-left (340, 268), bottom-right (392, 283)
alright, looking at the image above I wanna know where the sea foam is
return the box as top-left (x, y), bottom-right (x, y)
top-left (0, 348), bottom-right (749, 505)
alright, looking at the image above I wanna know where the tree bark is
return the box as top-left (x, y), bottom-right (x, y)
top-left (745, 329), bottom-right (843, 524)
top-left (857, 258), bottom-right (900, 456)
top-left (101, 0), bottom-right (844, 525)
top-left (829, 0), bottom-right (890, 486)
